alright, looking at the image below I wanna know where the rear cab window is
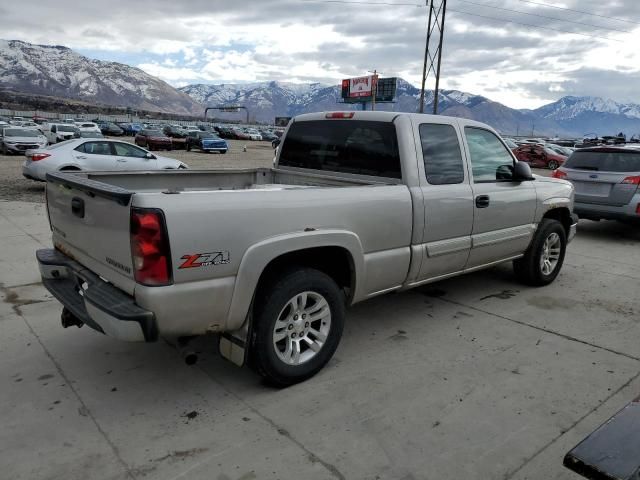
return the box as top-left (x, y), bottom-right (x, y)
top-left (278, 120), bottom-right (401, 179)
top-left (419, 123), bottom-right (465, 185)
top-left (565, 150), bottom-right (640, 172)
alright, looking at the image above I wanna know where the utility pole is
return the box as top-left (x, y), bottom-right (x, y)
top-left (419, 0), bottom-right (448, 114)
top-left (368, 69), bottom-right (379, 111)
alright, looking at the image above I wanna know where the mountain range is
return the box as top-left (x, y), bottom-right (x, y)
top-left (2, 39), bottom-right (640, 137)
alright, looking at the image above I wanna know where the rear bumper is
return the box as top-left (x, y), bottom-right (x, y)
top-left (37, 248), bottom-right (157, 342)
top-left (575, 197), bottom-right (640, 222)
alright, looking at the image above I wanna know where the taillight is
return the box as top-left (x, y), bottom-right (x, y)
top-left (621, 176), bottom-right (640, 185)
top-left (552, 169), bottom-right (567, 179)
top-left (130, 208), bottom-right (172, 286)
top-left (30, 153), bottom-right (51, 161)
top-left (325, 112), bottom-right (355, 119)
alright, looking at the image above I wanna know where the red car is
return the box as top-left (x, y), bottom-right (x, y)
top-left (513, 144), bottom-right (566, 170)
top-left (134, 129), bottom-right (172, 151)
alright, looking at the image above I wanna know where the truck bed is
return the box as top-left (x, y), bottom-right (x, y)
top-left (60, 168), bottom-right (399, 196)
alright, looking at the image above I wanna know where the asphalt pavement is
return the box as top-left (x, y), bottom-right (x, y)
top-left (1, 200), bottom-right (639, 480)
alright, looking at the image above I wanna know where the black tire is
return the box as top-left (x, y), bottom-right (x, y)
top-left (148, 144), bottom-right (154, 151)
top-left (1, 143), bottom-right (9, 155)
top-left (186, 144), bottom-right (191, 152)
top-left (548, 160), bottom-right (559, 170)
top-left (250, 268), bottom-right (345, 387)
top-left (220, 150), bottom-right (227, 155)
top-left (513, 218), bottom-right (567, 286)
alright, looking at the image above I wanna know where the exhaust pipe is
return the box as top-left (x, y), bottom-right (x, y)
top-left (177, 336), bottom-right (199, 365)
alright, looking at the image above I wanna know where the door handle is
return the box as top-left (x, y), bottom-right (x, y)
top-left (116, 158), bottom-right (127, 162)
top-left (76, 155), bottom-right (87, 159)
top-left (475, 195), bottom-right (490, 208)
top-left (71, 197), bottom-right (85, 218)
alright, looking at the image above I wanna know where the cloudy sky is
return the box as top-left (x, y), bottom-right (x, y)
top-left (2, 0), bottom-right (640, 108)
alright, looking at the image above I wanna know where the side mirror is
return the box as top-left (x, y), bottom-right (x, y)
top-left (145, 152), bottom-right (155, 159)
top-left (272, 138), bottom-right (281, 149)
top-left (513, 161), bottom-right (534, 181)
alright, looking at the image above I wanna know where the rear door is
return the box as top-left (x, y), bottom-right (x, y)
top-left (462, 125), bottom-right (537, 268)
top-left (415, 120), bottom-right (473, 280)
top-left (563, 149), bottom-right (640, 206)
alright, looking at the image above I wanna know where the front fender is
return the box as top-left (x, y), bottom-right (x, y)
top-left (225, 229), bottom-right (364, 331)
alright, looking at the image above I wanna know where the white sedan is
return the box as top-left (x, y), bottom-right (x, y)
top-left (22, 138), bottom-right (188, 182)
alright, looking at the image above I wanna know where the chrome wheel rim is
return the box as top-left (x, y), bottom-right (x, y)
top-left (272, 291), bottom-right (331, 366)
top-left (540, 232), bottom-right (561, 275)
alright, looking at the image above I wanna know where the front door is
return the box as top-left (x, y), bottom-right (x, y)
top-left (416, 121), bottom-right (474, 281)
top-left (111, 142), bottom-right (156, 170)
top-left (462, 126), bottom-right (537, 268)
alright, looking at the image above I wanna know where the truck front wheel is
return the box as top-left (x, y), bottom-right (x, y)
top-left (513, 218), bottom-right (567, 286)
top-left (250, 268), bottom-right (345, 387)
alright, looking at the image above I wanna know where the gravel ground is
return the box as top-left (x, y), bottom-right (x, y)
top-left (0, 136), bottom-right (553, 203)
top-left (0, 137), bottom-right (275, 203)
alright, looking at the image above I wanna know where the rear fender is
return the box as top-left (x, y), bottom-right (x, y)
top-left (225, 230), bottom-right (364, 332)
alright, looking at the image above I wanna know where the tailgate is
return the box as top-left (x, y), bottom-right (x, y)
top-left (46, 172), bottom-right (136, 295)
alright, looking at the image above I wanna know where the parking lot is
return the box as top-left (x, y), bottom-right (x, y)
top-left (1, 147), bottom-right (639, 479)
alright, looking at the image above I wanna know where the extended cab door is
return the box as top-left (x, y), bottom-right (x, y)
top-left (415, 120), bottom-right (474, 281)
top-left (461, 124), bottom-right (537, 268)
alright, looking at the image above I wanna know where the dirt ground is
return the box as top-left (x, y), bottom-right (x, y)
top-left (0, 138), bottom-right (275, 203)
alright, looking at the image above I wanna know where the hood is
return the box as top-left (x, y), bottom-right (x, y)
top-left (149, 136), bottom-right (171, 141)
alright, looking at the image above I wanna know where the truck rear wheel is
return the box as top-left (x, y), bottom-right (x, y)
top-left (250, 268), bottom-right (345, 387)
top-left (513, 218), bottom-right (566, 286)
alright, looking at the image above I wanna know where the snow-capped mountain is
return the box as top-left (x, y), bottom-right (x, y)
top-left (534, 96), bottom-right (640, 121)
top-left (0, 39), bottom-right (201, 115)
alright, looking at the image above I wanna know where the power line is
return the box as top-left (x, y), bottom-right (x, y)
top-left (301, 0), bottom-right (627, 41)
top-left (447, 7), bottom-right (623, 42)
top-left (511, 0), bottom-right (640, 26)
top-left (455, 0), bottom-right (630, 34)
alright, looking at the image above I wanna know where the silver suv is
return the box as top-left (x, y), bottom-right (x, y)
top-left (554, 146), bottom-right (640, 223)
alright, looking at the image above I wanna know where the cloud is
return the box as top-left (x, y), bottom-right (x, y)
top-left (2, 0), bottom-right (640, 108)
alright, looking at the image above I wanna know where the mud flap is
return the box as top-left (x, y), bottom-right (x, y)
top-left (564, 396), bottom-right (640, 479)
top-left (219, 313), bottom-right (252, 367)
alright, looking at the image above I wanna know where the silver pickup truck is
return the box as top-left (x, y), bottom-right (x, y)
top-left (37, 111), bottom-right (577, 386)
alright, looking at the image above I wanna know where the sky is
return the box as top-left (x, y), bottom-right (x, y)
top-left (2, 0), bottom-right (640, 109)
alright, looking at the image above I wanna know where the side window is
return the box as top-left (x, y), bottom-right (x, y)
top-left (419, 123), bottom-right (465, 185)
top-left (465, 127), bottom-right (514, 182)
top-left (51, 125), bottom-right (56, 133)
top-left (113, 142), bottom-right (147, 158)
top-left (74, 143), bottom-right (87, 154)
top-left (82, 142), bottom-right (113, 156)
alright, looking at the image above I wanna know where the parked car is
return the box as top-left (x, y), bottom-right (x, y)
top-left (161, 125), bottom-right (187, 149)
top-left (185, 131), bottom-right (228, 153)
top-left (79, 131), bottom-right (105, 139)
top-left (244, 128), bottom-right (263, 141)
top-left (135, 129), bottom-right (172, 151)
top-left (514, 144), bottom-right (567, 170)
top-left (22, 138), bottom-right (187, 181)
top-left (259, 130), bottom-right (279, 142)
top-left (118, 123), bottom-right (142, 136)
top-left (1, 127), bottom-right (48, 155)
top-left (216, 127), bottom-right (236, 139)
top-left (37, 111), bottom-right (577, 386)
top-left (547, 144), bottom-right (575, 157)
top-left (502, 137), bottom-right (519, 150)
top-left (76, 122), bottom-right (101, 134)
top-left (42, 123), bottom-right (81, 144)
top-left (553, 146), bottom-right (640, 223)
top-left (100, 122), bottom-right (125, 136)
top-left (232, 128), bottom-right (251, 140)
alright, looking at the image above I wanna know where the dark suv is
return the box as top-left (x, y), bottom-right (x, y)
top-left (553, 146), bottom-right (640, 222)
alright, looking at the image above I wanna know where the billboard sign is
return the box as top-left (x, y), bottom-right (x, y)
top-left (341, 77), bottom-right (397, 103)
top-left (347, 75), bottom-right (377, 98)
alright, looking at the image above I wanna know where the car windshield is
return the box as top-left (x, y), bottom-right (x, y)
top-left (201, 134), bottom-right (220, 139)
top-left (565, 150), bottom-right (640, 172)
top-left (144, 130), bottom-right (163, 136)
top-left (80, 132), bottom-right (103, 138)
top-left (58, 125), bottom-right (79, 132)
top-left (4, 128), bottom-right (41, 137)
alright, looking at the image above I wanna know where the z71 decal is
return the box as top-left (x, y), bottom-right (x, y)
top-left (179, 251), bottom-right (230, 269)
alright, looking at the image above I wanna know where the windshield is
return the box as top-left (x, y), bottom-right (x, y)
top-left (143, 130), bottom-right (163, 136)
top-left (201, 134), bottom-right (220, 139)
top-left (4, 128), bottom-right (42, 137)
top-left (58, 125), bottom-right (79, 132)
top-left (565, 150), bottom-right (640, 172)
top-left (80, 132), bottom-right (103, 138)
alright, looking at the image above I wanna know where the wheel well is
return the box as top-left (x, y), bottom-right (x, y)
top-left (59, 166), bottom-right (81, 171)
top-left (543, 208), bottom-right (572, 234)
top-left (256, 247), bottom-right (355, 301)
